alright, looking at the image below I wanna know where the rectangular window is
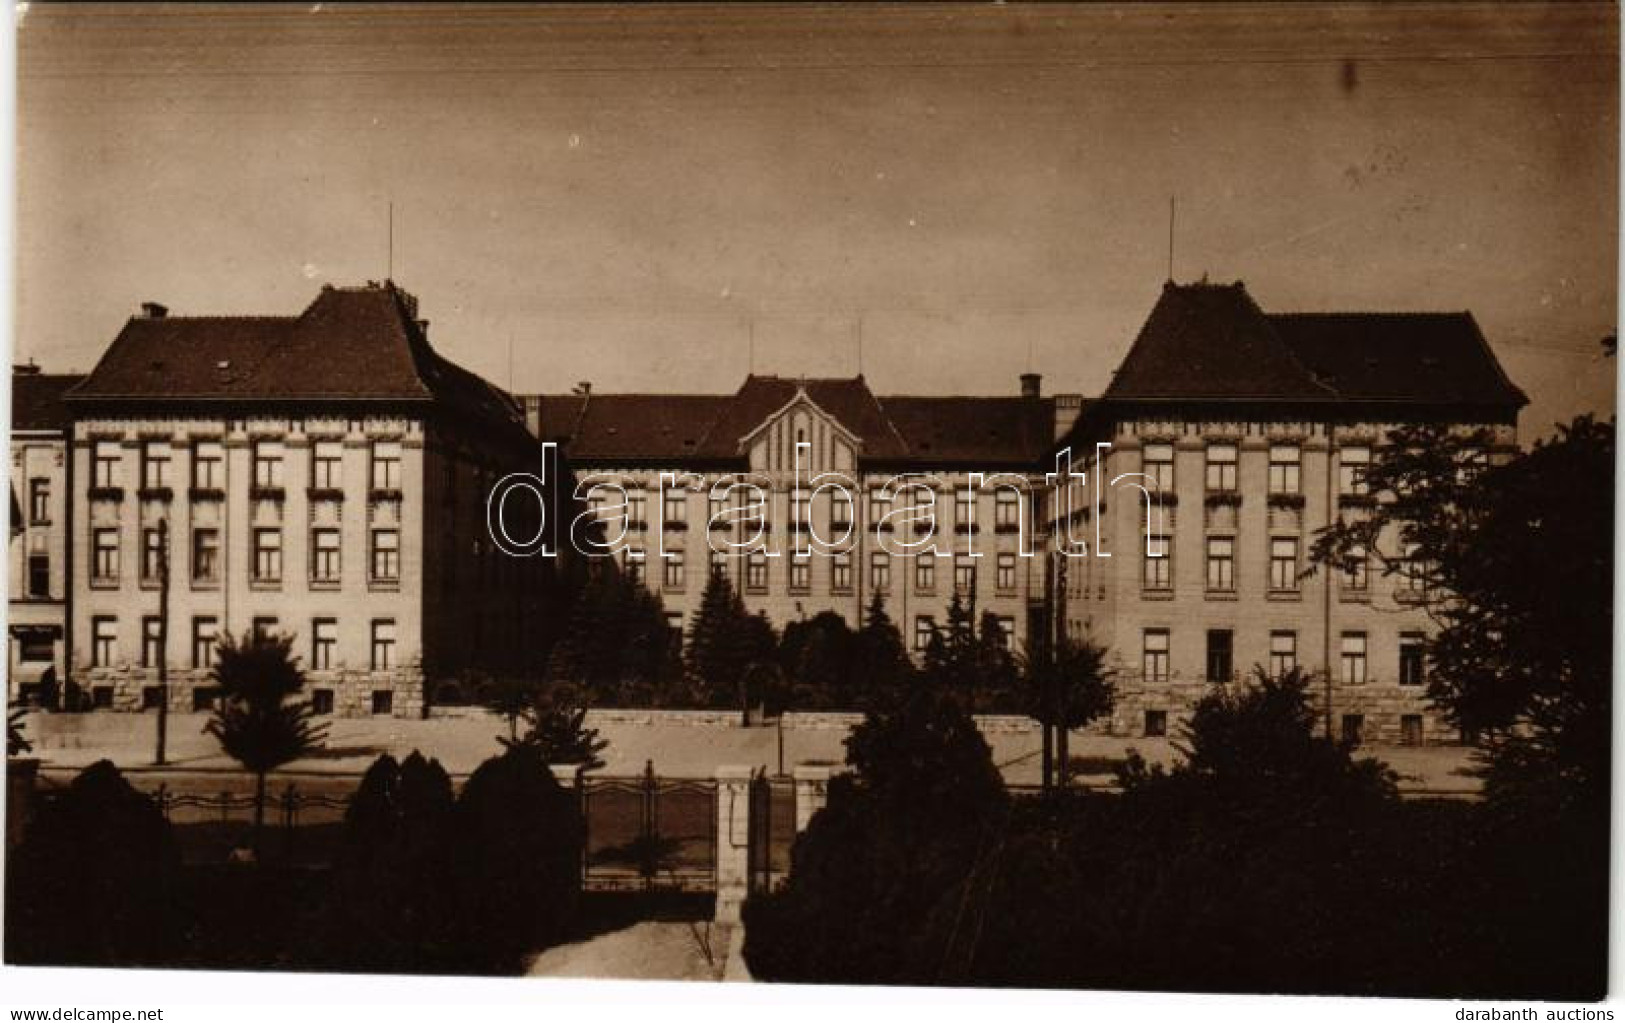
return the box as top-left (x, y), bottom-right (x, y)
top-left (93, 440), bottom-right (120, 489)
top-left (141, 616), bottom-right (162, 668)
top-left (831, 553), bottom-right (852, 592)
top-left (996, 616), bottom-right (1015, 649)
top-left (370, 440), bottom-right (402, 491)
top-left (789, 552), bottom-right (811, 591)
top-left (371, 619), bottom-right (397, 671)
top-left (664, 550), bottom-right (686, 589)
top-left (1143, 443), bottom-right (1174, 493)
top-left (311, 689), bottom-right (335, 715)
top-left (1401, 714), bottom-right (1424, 747)
top-left (1269, 537), bottom-right (1300, 591)
top-left (27, 554), bottom-right (49, 597)
top-left (1205, 443), bottom-right (1238, 492)
top-left (664, 489), bottom-right (687, 526)
top-left (191, 686), bottom-right (220, 713)
top-left (708, 492), bottom-right (729, 528)
top-left (91, 616), bottom-right (116, 667)
top-left (192, 617), bottom-right (217, 669)
top-left (996, 552), bottom-right (1017, 591)
top-left (253, 528), bottom-right (283, 582)
top-left (709, 549), bottom-right (728, 579)
top-left (192, 528), bottom-right (220, 583)
top-left (311, 528), bottom-right (341, 582)
top-left (1400, 542), bottom-right (1427, 593)
top-left (1144, 709), bottom-right (1168, 738)
top-left (1144, 534), bottom-right (1171, 589)
top-left (1205, 536), bottom-right (1234, 591)
top-left (1341, 714), bottom-right (1365, 746)
top-left (371, 690), bottom-right (394, 715)
top-left (870, 552), bottom-right (890, 591)
top-left (92, 686), bottom-right (114, 710)
top-left (1269, 630), bottom-right (1297, 678)
top-left (1399, 633), bottom-right (1426, 687)
top-left (626, 488), bottom-right (648, 529)
top-left (791, 489), bottom-right (811, 530)
top-left (253, 441), bottom-right (284, 489)
top-left (915, 552), bottom-right (936, 591)
top-left (370, 528), bottom-right (400, 582)
top-left (1142, 628), bottom-right (1170, 683)
top-left (914, 615), bottom-right (936, 652)
top-left (252, 616), bottom-right (278, 640)
top-left (192, 441), bottom-right (224, 489)
top-left (746, 551), bottom-right (768, 590)
top-left (1340, 632), bottom-right (1368, 685)
top-left (141, 441), bottom-right (171, 489)
top-left (1339, 446), bottom-right (1371, 496)
top-left (28, 478), bottom-right (49, 523)
top-left (995, 489), bottom-right (1020, 529)
top-left (312, 618), bottom-right (337, 671)
top-left (1205, 629), bottom-right (1233, 683)
top-left (831, 491), bottom-right (853, 528)
top-left (92, 528), bottom-right (119, 582)
top-left (18, 633), bottom-right (52, 662)
top-left (311, 440), bottom-right (343, 489)
top-left (1268, 445), bottom-right (1301, 495)
top-left (1343, 544), bottom-right (1369, 591)
top-left (954, 554), bottom-right (976, 593)
top-left (869, 488), bottom-right (892, 526)
top-left (955, 489), bottom-right (976, 529)
top-left (625, 546), bottom-right (646, 586)
top-left (141, 527), bottom-right (163, 582)
top-left (141, 686), bottom-right (163, 711)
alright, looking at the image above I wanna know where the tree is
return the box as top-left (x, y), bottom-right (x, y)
top-left (685, 569), bottom-right (778, 710)
top-left (1307, 417), bottom-right (1614, 804)
top-left (778, 611), bottom-right (859, 709)
top-left (448, 745), bottom-right (584, 971)
top-left (744, 686), bottom-right (1008, 983)
top-left (329, 751), bottom-right (458, 972)
top-left (1019, 634), bottom-right (1115, 783)
top-left (854, 593), bottom-right (913, 703)
top-left (475, 669), bottom-right (538, 744)
top-left (546, 564), bottom-right (679, 706)
top-left (7, 706), bottom-right (30, 756)
top-left (503, 682), bottom-right (609, 769)
top-left (204, 631), bottom-right (328, 855)
top-left (6, 760), bottom-right (179, 966)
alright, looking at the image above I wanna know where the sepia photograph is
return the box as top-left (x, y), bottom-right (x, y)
top-left (1, 1), bottom-right (1618, 1016)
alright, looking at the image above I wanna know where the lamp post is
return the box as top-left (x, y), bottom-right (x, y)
top-left (153, 516), bottom-right (171, 766)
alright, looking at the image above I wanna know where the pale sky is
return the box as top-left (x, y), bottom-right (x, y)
top-left (14, 2), bottom-right (1619, 439)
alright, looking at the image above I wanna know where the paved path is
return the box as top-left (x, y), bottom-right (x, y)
top-left (525, 921), bottom-right (731, 981)
top-left (15, 709), bottom-right (1482, 793)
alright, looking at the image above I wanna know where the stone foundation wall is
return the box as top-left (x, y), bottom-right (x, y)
top-left (72, 663), bottom-right (426, 719)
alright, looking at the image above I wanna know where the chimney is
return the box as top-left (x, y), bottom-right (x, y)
top-left (1020, 372), bottom-right (1042, 399)
top-left (140, 302), bottom-right (168, 319)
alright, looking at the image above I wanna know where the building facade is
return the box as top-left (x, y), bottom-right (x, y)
top-left (1052, 281), bottom-right (1525, 744)
top-left (63, 282), bottom-right (564, 718)
top-left (525, 374), bottom-right (1082, 655)
top-left (8, 366), bottom-right (83, 706)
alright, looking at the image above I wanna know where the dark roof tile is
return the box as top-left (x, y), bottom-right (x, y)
top-left (12, 371), bottom-right (84, 431)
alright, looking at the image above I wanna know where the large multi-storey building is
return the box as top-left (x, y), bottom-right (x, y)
top-left (525, 374), bottom-right (1082, 654)
top-left (63, 281), bottom-right (563, 718)
top-left (1053, 280), bottom-right (1525, 743)
top-left (8, 365), bottom-right (84, 706)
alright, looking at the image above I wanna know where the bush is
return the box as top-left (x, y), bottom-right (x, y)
top-left (325, 751), bottom-right (458, 973)
top-left (5, 760), bottom-right (180, 966)
top-left (446, 746), bottom-right (584, 972)
top-left (743, 688), bottom-right (1007, 984)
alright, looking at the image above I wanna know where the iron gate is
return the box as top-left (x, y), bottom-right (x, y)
top-left (580, 760), bottom-right (717, 892)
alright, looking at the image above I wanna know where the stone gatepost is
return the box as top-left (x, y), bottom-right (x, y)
top-left (714, 765), bottom-right (753, 924)
top-left (792, 764), bottom-right (833, 833)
